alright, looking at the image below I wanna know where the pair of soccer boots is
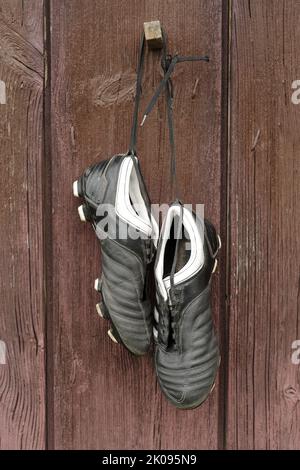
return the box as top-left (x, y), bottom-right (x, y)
top-left (73, 154), bottom-right (221, 409)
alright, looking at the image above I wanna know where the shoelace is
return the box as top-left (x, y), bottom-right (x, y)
top-left (157, 299), bottom-right (179, 346)
top-left (144, 29), bottom-right (209, 345)
top-left (141, 53), bottom-right (209, 126)
top-left (130, 30), bottom-right (209, 345)
top-left (127, 32), bottom-right (155, 263)
top-left (141, 28), bottom-right (209, 201)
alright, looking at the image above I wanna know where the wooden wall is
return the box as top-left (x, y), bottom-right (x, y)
top-left (0, 0), bottom-right (299, 449)
top-left (0, 0), bottom-right (45, 449)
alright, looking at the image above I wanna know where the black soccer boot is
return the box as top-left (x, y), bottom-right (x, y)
top-left (73, 154), bottom-right (158, 355)
top-left (154, 201), bottom-right (221, 408)
top-left (73, 32), bottom-right (159, 355)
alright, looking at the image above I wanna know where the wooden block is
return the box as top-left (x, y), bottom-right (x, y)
top-left (143, 20), bottom-right (163, 49)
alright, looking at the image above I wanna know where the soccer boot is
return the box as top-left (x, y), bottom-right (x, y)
top-left (154, 201), bottom-right (221, 408)
top-left (73, 154), bottom-right (158, 355)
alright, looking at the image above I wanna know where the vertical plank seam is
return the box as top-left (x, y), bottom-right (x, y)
top-left (43, 0), bottom-right (54, 451)
top-left (218, 0), bottom-right (232, 451)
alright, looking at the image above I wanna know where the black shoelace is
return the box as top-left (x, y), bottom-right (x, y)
top-left (141, 28), bottom-right (209, 202)
top-left (127, 32), bottom-right (154, 263)
top-left (142, 29), bottom-right (209, 345)
top-left (130, 29), bottom-right (209, 345)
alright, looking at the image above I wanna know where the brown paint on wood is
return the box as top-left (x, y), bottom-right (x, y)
top-left (48, 0), bottom-right (225, 450)
top-left (0, 0), bottom-right (43, 53)
top-left (4, 0), bottom-right (300, 451)
top-left (0, 20), bottom-right (43, 84)
top-left (0, 1), bottom-right (45, 449)
top-left (90, 71), bottom-right (136, 108)
top-left (226, 0), bottom-right (300, 449)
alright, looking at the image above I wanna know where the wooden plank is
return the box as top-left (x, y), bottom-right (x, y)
top-left (0, 1), bottom-right (45, 449)
top-left (227, 0), bottom-right (300, 449)
top-left (49, 0), bottom-right (225, 449)
top-left (0, 0), bottom-right (43, 53)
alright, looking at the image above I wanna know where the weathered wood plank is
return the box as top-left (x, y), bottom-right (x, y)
top-left (49, 0), bottom-right (225, 449)
top-left (227, 0), bottom-right (300, 449)
top-left (0, 0), bottom-right (43, 53)
top-left (0, 20), bottom-right (43, 84)
top-left (0, 1), bottom-right (45, 450)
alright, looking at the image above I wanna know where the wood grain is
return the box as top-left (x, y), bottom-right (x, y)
top-left (49, 0), bottom-right (225, 449)
top-left (0, 1), bottom-right (45, 449)
top-left (2, 0), bottom-right (299, 451)
top-left (0, 0), bottom-right (43, 53)
top-left (227, 0), bottom-right (300, 449)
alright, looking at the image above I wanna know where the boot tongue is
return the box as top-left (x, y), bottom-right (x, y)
top-left (155, 203), bottom-right (183, 301)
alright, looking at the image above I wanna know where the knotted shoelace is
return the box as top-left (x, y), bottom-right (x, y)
top-left (145, 30), bottom-right (209, 346)
top-left (130, 30), bottom-right (209, 345)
